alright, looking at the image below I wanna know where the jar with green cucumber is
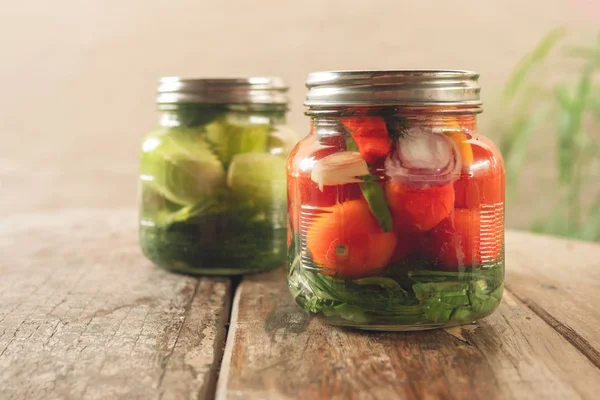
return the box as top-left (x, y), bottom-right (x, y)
top-left (139, 77), bottom-right (296, 275)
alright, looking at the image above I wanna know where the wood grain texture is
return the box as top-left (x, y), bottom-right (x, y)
top-left (505, 230), bottom-right (600, 365)
top-left (0, 209), bottom-right (231, 400)
top-left (217, 268), bottom-right (600, 400)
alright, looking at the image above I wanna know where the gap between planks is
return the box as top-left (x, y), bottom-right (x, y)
top-left (199, 276), bottom-right (241, 400)
top-left (167, 277), bottom-right (235, 400)
top-left (216, 277), bottom-right (243, 400)
top-left (506, 284), bottom-right (600, 370)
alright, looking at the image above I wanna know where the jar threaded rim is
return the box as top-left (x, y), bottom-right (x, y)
top-left (157, 76), bottom-right (289, 105)
top-left (304, 69), bottom-right (482, 113)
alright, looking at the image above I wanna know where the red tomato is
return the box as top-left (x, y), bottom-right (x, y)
top-left (340, 117), bottom-right (391, 163)
top-left (454, 139), bottom-right (505, 209)
top-left (426, 209), bottom-right (502, 269)
top-left (385, 181), bottom-right (455, 232)
top-left (307, 200), bottom-right (397, 278)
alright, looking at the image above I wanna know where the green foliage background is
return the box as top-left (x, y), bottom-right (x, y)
top-left (496, 28), bottom-right (600, 241)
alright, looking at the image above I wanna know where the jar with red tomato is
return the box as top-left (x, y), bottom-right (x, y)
top-left (287, 70), bottom-right (505, 330)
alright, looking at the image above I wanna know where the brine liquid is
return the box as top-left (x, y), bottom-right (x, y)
top-left (287, 116), bottom-right (505, 329)
top-left (295, 188), bottom-right (505, 272)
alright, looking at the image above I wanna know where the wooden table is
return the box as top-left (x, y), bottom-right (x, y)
top-left (1, 209), bottom-right (599, 400)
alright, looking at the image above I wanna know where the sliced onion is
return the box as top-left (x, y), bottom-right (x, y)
top-left (311, 151), bottom-right (369, 191)
top-left (385, 127), bottom-right (462, 185)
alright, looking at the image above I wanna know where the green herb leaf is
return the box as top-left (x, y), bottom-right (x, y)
top-left (344, 136), bottom-right (393, 232)
top-left (345, 137), bottom-right (359, 152)
top-left (327, 304), bottom-right (370, 324)
top-left (469, 281), bottom-right (503, 314)
top-left (359, 180), bottom-right (393, 232)
top-left (383, 116), bottom-right (410, 141)
top-left (355, 276), bottom-right (408, 295)
top-left (287, 261), bottom-right (504, 325)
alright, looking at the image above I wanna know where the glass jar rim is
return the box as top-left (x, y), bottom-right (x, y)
top-left (157, 76), bottom-right (289, 105)
top-left (304, 69), bottom-right (482, 113)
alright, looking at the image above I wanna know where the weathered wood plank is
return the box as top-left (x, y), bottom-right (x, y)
top-left (505, 230), bottom-right (600, 366)
top-left (0, 209), bottom-right (231, 400)
top-left (217, 268), bottom-right (600, 400)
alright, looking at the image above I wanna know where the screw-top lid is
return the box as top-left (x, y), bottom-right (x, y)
top-left (305, 70), bottom-right (482, 112)
top-left (157, 76), bottom-right (289, 105)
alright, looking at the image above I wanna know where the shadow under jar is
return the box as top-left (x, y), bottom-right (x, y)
top-left (287, 70), bottom-right (505, 330)
top-left (139, 77), bottom-right (297, 275)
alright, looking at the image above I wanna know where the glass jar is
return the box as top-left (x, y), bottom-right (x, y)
top-left (287, 70), bottom-right (505, 330)
top-left (139, 77), bottom-right (297, 275)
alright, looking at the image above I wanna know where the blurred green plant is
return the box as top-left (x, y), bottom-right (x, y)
top-left (499, 28), bottom-right (600, 241)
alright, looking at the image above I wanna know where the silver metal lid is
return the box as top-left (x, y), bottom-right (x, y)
top-left (157, 76), bottom-right (289, 104)
top-left (305, 70), bottom-right (482, 112)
